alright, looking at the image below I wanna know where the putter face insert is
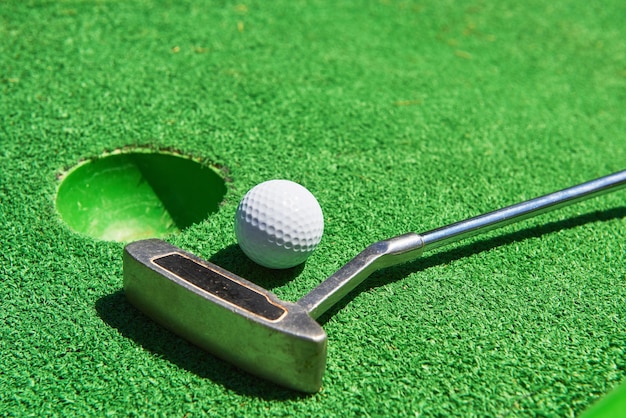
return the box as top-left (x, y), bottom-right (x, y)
top-left (123, 239), bottom-right (326, 393)
top-left (123, 170), bottom-right (626, 392)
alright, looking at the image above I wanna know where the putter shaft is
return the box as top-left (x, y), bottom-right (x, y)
top-left (298, 170), bottom-right (626, 319)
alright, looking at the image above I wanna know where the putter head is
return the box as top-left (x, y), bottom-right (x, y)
top-left (123, 239), bottom-right (327, 393)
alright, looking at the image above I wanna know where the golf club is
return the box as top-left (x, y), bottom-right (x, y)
top-left (123, 170), bottom-right (626, 392)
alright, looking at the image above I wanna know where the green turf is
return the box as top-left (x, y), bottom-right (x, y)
top-left (1, 0), bottom-right (625, 416)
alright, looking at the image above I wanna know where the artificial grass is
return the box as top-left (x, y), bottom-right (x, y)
top-left (1, 0), bottom-right (625, 416)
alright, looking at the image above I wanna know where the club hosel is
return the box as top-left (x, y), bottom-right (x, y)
top-left (373, 232), bottom-right (426, 267)
top-left (299, 232), bottom-right (425, 319)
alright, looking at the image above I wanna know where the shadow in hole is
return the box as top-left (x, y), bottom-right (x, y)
top-left (96, 291), bottom-right (308, 400)
top-left (130, 153), bottom-right (227, 230)
top-left (208, 243), bottom-right (305, 290)
top-left (316, 207), bottom-right (626, 325)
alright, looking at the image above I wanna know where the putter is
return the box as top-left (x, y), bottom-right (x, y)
top-left (124, 170), bottom-right (626, 392)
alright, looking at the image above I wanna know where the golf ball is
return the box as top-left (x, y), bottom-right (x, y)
top-left (234, 180), bottom-right (324, 269)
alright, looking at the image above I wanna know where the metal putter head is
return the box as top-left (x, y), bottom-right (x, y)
top-left (123, 170), bottom-right (626, 392)
top-left (123, 239), bottom-right (326, 393)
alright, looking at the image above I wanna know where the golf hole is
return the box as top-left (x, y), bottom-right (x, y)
top-left (56, 150), bottom-right (227, 242)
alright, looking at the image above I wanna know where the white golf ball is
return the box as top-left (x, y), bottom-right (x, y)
top-left (234, 180), bottom-right (324, 269)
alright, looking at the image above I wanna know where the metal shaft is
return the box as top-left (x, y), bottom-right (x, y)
top-left (298, 170), bottom-right (626, 319)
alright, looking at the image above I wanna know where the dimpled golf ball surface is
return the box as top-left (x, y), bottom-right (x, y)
top-left (235, 180), bottom-right (324, 269)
